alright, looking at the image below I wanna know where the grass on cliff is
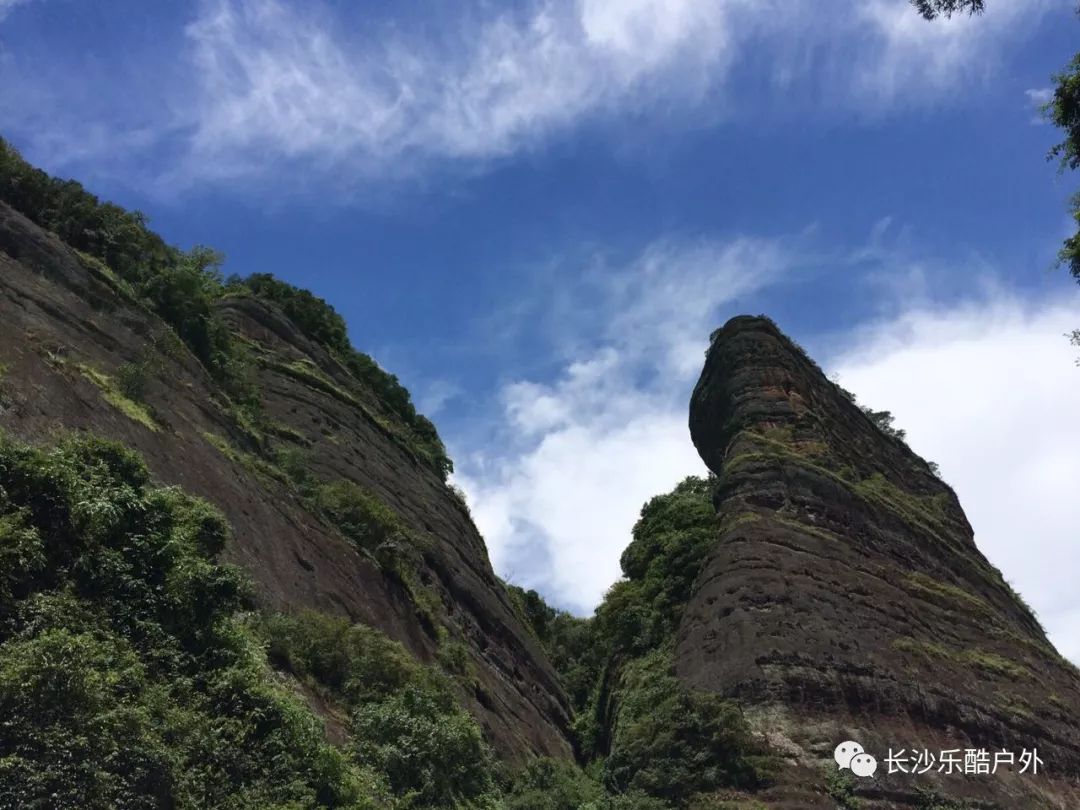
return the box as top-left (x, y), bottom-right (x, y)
top-left (77, 363), bottom-right (160, 432)
top-left (891, 637), bottom-right (1030, 680)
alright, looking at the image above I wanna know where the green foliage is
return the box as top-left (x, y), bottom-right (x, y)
top-left (513, 477), bottom-right (778, 807)
top-left (138, 246), bottom-right (234, 375)
top-left (835, 383), bottom-right (944, 476)
top-left (915, 787), bottom-right (969, 809)
top-left (1039, 17), bottom-right (1080, 347)
top-left (1047, 50), bottom-right (1080, 284)
top-left (503, 758), bottom-right (603, 809)
top-left (260, 610), bottom-right (430, 705)
top-left (312, 479), bottom-right (405, 556)
top-left (0, 138), bottom-right (173, 284)
top-left (608, 476), bottom-right (718, 653)
top-left (0, 140), bottom-right (447, 490)
top-left (353, 685), bottom-right (495, 807)
top-left (117, 360), bottom-right (150, 402)
top-left (861, 408), bottom-right (906, 441)
top-left (890, 637), bottom-right (1030, 680)
top-left (260, 610), bottom-right (497, 809)
top-left (237, 274), bottom-right (352, 354)
top-left (824, 769), bottom-right (861, 809)
top-left (436, 639), bottom-right (474, 678)
top-left (0, 430), bottom-right (381, 808)
top-left (78, 363), bottom-right (160, 431)
top-left (909, 0), bottom-right (983, 19)
top-left (602, 650), bottom-right (768, 806)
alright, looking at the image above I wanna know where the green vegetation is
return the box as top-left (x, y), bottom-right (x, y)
top-left (117, 360), bottom-right (150, 402)
top-left (312, 479), bottom-right (405, 555)
top-left (502, 758), bottom-right (671, 810)
top-left (904, 572), bottom-right (992, 616)
top-left (258, 611), bottom-right (497, 808)
top-left (891, 637), bottom-right (1029, 680)
top-left (1046, 45), bottom-right (1080, 286)
top-left (824, 768), bottom-right (861, 809)
top-left (77, 363), bottom-right (160, 432)
top-left (0, 430), bottom-right (589, 808)
top-left (914, 787), bottom-right (969, 809)
top-left (910, 0), bottom-right (983, 21)
top-left (853, 473), bottom-right (952, 537)
top-left (0, 431), bottom-right (387, 808)
top-left (602, 650), bottom-right (769, 804)
top-left (507, 585), bottom-right (601, 712)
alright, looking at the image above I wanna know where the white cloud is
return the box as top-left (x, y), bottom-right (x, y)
top-left (453, 234), bottom-right (796, 612)
top-left (177, 0), bottom-right (734, 184)
top-left (178, 0), bottom-right (1056, 183)
top-left (0, 0), bottom-right (1061, 188)
top-left (829, 291), bottom-right (1080, 665)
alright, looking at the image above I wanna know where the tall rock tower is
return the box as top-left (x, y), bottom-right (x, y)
top-left (685, 315), bottom-right (1080, 808)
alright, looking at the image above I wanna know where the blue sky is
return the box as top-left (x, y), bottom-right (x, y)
top-left (2, 0), bottom-right (1080, 661)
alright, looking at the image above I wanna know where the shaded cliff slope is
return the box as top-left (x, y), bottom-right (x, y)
top-left (0, 194), bottom-right (572, 763)
top-left (684, 315), bottom-right (1080, 807)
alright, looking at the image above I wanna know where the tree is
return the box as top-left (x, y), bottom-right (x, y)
top-left (1046, 49), bottom-right (1080, 283)
top-left (910, 0), bottom-right (984, 20)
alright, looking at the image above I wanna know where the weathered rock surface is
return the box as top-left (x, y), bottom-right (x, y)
top-left (0, 200), bottom-right (573, 762)
top-left (684, 315), bottom-right (1080, 808)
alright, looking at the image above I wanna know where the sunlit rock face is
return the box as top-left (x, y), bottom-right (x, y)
top-left (684, 314), bottom-right (1080, 808)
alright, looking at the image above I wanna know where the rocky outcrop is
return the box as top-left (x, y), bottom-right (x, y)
top-left (0, 200), bottom-right (573, 762)
top-left (684, 315), bottom-right (1080, 808)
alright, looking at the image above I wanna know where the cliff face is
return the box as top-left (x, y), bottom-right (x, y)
top-left (685, 315), bottom-right (1080, 808)
top-left (0, 200), bottom-right (572, 762)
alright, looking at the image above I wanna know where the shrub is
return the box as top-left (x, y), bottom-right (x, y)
top-left (259, 610), bottom-right (499, 808)
top-left (915, 787), bottom-right (968, 809)
top-left (352, 684), bottom-right (495, 807)
top-left (503, 758), bottom-right (603, 810)
top-left (603, 650), bottom-right (767, 806)
top-left (260, 610), bottom-right (423, 703)
top-left (312, 480), bottom-right (405, 557)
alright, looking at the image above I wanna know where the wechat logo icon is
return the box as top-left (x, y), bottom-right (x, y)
top-left (835, 740), bottom-right (878, 778)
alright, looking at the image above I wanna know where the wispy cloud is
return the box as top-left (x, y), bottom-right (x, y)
top-left (0, 0), bottom-right (1060, 192)
top-left (176, 0), bottom-right (735, 185)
